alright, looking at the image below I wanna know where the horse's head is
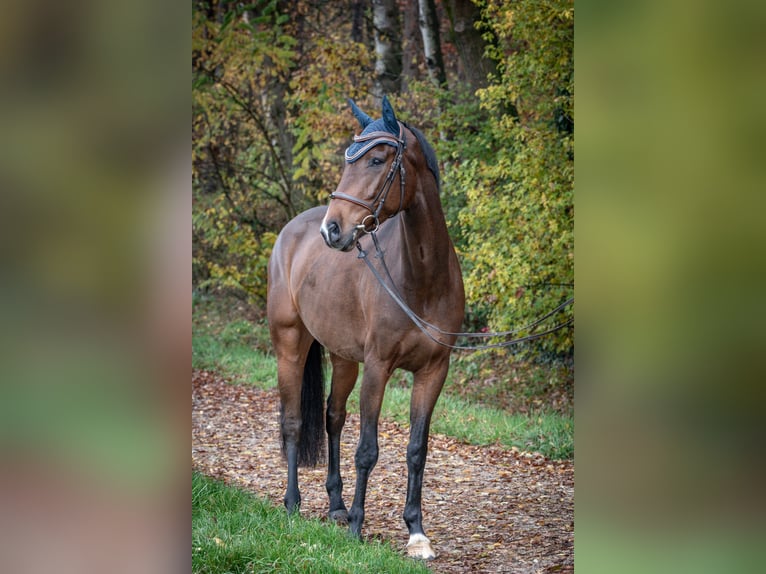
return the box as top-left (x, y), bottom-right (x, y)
top-left (321, 96), bottom-right (417, 251)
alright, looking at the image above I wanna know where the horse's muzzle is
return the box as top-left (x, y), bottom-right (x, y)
top-left (320, 220), bottom-right (356, 251)
top-left (320, 220), bottom-right (340, 246)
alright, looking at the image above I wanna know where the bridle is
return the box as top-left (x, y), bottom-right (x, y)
top-left (329, 122), bottom-right (406, 235)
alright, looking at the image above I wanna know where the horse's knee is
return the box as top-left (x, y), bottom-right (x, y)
top-left (281, 413), bottom-right (301, 438)
top-left (355, 439), bottom-right (378, 470)
top-left (406, 441), bottom-right (427, 471)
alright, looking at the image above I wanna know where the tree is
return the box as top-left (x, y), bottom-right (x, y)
top-left (401, 1), bottom-right (422, 91)
top-left (351, 0), bottom-right (365, 42)
top-left (444, 0), bottom-right (496, 91)
top-left (418, 0), bottom-right (447, 87)
top-left (192, 0), bottom-right (372, 302)
top-left (372, 0), bottom-right (402, 98)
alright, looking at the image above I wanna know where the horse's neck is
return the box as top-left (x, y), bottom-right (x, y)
top-left (398, 179), bottom-right (453, 288)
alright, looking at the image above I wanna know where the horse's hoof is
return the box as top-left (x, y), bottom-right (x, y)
top-left (329, 509), bottom-right (348, 524)
top-left (284, 501), bottom-right (301, 515)
top-left (406, 533), bottom-right (436, 560)
top-left (347, 521), bottom-right (363, 540)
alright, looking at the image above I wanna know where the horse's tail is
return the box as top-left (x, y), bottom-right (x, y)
top-left (298, 340), bottom-right (326, 467)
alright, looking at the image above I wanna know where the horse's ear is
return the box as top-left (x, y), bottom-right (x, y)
top-left (348, 98), bottom-right (373, 129)
top-left (381, 95), bottom-right (398, 133)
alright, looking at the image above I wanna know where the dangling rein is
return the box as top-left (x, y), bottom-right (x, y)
top-left (356, 232), bottom-right (573, 351)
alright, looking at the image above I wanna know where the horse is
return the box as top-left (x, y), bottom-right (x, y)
top-left (267, 96), bottom-right (465, 560)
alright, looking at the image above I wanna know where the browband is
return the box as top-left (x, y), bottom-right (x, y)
top-left (344, 126), bottom-right (404, 163)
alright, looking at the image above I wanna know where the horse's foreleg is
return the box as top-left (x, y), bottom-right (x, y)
top-left (325, 355), bottom-right (358, 523)
top-left (347, 364), bottom-right (389, 538)
top-left (403, 360), bottom-right (449, 560)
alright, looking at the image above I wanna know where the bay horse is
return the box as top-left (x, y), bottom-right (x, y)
top-left (267, 96), bottom-right (464, 560)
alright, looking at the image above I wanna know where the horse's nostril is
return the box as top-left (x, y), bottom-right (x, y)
top-left (321, 220), bottom-right (342, 247)
top-left (327, 221), bottom-right (340, 243)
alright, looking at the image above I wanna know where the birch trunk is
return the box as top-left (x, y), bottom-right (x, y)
top-left (372, 0), bottom-right (402, 99)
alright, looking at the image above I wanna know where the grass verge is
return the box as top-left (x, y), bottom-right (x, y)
top-left (193, 472), bottom-right (429, 574)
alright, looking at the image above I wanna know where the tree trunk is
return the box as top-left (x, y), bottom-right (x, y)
top-left (444, 0), bottom-right (496, 91)
top-left (372, 0), bottom-right (402, 99)
top-left (401, 0), bottom-right (421, 91)
top-left (351, 0), bottom-right (364, 43)
top-left (418, 0), bottom-right (447, 88)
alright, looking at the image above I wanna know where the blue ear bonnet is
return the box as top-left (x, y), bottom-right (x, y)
top-left (343, 97), bottom-right (441, 188)
top-left (344, 97), bottom-right (402, 163)
top-left (344, 119), bottom-right (400, 163)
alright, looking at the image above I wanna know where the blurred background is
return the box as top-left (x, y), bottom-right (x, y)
top-left (577, 0), bottom-right (766, 572)
top-left (0, 0), bottom-right (188, 572)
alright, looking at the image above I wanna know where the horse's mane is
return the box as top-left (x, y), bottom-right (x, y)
top-left (403, 122), bottom-right (440, 191)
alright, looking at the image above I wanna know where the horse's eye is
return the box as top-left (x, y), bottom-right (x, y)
top-left (367, 157), bottom-right (384, 167)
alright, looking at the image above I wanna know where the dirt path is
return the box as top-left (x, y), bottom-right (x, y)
top-left (192, 370), bottom-right (573, 573)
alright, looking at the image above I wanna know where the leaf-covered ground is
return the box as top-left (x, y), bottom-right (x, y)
top-left (192, 370), bottom-right (573, 573)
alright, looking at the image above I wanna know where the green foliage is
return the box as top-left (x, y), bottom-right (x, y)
top-left (193, 1), bottom-right (373, 302)
top-left (379, 383), bottom-right (573, 459)
top-left (192, 294), bottom-right (276, 385)
top-left (404, 1), bottom-right (574, 360)
top-left (453, 0), bottom-right (574, 359)
top-left (287, 38), bottom-right (371, 202)
top-left (193, 1), bottom-right (295, 302)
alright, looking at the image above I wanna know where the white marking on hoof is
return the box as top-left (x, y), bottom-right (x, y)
top-left (407, 533), bottom-right (436, 560)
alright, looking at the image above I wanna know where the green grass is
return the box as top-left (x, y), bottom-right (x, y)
top-left (193, 472), bottom-right (429, 574)
top-left (193, 327), bottom-right (277, 387)
top-left (192, 294), bottom-right (277, 386)
top-left (192, 292), bottom-right (573, 459)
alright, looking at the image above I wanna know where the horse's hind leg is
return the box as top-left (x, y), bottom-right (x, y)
top-left (325, 354), bottom-right (358, 523)
top-left (273, 324), bottom-right (314, 514)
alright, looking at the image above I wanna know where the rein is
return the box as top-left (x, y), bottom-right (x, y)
top-left (356, 232), bottom-right (574, 351)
